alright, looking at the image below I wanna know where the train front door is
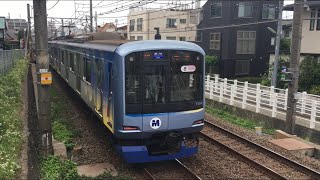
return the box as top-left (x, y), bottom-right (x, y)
top-left (142, 60), bottom-right (169, 131)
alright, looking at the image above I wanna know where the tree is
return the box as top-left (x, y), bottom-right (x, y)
top-left (280, 38), bottom-right (291, 51)
top-left (299, 56), bottom-right (320, 92)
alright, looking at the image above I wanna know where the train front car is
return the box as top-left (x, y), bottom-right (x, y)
top-left (113, 40), bottom-right (205, 163)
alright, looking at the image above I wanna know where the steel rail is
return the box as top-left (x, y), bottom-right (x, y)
top-left (204, 120), bottom-right (320, 179)
top-left (174, 158), bottom-right (202, 180)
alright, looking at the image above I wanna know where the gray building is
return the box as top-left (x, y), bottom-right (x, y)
top-left (6, 19), bottom-right (27, 31)
top-left (196, 0), bottom-right (280, 78)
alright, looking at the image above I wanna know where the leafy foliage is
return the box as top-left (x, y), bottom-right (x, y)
top-left (280, 38), bottom-right (291, 51)
top-left (261, 57), bottom-right (289, 89)
top-left (0, 59), bottom-right (28, 179)
top-left (205, 55), bottom-right (218, 66)
top-left (310, 85), bottom-right (320, 95)
top-left (40, 155), bottom-right (78, 180)
top-left (206, 106), bottom-right (275, 135)
top-left (299, 56), bottom-right (320, 93)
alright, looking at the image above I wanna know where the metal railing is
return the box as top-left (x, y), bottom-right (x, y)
top-left (0, 49), bottom-right (25, 75)
top-left (205, 74), bottom-right (320, 131)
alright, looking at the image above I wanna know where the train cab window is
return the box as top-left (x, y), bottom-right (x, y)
top-left (70, 53), bottom-right (75, 72)
top-left (170, 51), bottom-right (203, 102)
top-left (84, 58), bottom-right (91, 83)
top-left (125, 53), bottom-right (140, 105)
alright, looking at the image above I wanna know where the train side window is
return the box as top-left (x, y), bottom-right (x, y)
top-left (70, 53), bottom-right (75, 72)
top-left (61, 50), bottom-right (65, 65)
top-left (84, 58), bottom-right (91, 83)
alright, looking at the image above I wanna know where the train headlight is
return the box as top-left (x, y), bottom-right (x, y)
top-left (122, 126), bottom-right (139, 131)
top-left (192, 120), bottom-right (204, 125)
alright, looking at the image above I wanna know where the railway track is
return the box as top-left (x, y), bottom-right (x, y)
top-left (143, 159), bottom-right (202, 180)
top-left (201, 120), bottom-right (320, 180)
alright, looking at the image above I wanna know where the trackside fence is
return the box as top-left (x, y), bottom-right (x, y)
top-left (0, 49), bottom-right (25, 76)
top-left (205, 74), bottom-right (320, 130)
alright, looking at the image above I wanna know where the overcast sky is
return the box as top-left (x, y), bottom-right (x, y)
top-left (0, 0), bottom-right (295, 27)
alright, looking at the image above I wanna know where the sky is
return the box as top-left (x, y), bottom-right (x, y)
top-left (0, 0), bottom-right (295, 27)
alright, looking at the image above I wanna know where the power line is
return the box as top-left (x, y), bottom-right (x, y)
top-left (48, 0), bottom-right (60, 11)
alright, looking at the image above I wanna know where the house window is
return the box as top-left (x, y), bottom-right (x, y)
top-left (137, 36), bottom-right (143, 40)
top-left (262, 4), bottom-right (276, 19)
top-left (129, 19), bottom-right (135, 32)
top-left (166, 18), bottom-right (177, 28)
top-left (130, 36), bottom-right (135, 40)
top-left (310, 9), bottom-right (316, 31)
top-left (166, 36), bottom-right (176, 40)
top-left (195, 32), bottom-right (202, 42)
top-left (210, 33), bottom-right (221, 50)
top-left (236, 31), bottom-right (256, 54)
top-left (317, 9), bottom-right (320, 30)
top-left (238, 2), bottom-right (253, 18)
top-left (179, 37), bottom-right (186, 41)
top-left (137, 18), bottom-right (143, 31)
top-left (180, 19), bottom-right (187, 24)
top-left (235, 60), bottom-right (250, 75)
top-left (210, 3), bottom-right (222, 18)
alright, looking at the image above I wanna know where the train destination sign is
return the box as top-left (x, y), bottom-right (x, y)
top-left (181, 65), bottom-right (196, 72)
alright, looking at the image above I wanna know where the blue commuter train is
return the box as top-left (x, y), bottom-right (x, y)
top-left (48, 40), bottom-right (205, 163)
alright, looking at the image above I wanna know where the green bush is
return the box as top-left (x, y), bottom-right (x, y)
top-left (40, 155), bottom-right (78, 180)
top-left (310, 85), bottom-right (320, 95)
top-left (0, 59), bottom-right (28, 179)
top-left (299, 56), bottom-right (320, 92)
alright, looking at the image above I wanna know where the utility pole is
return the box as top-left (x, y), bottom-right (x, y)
top-left (285, 0), bottom-right (304, 134)
top-left (26, 4), bottom-right (31, 58)
top-left (90, 0), bottom-right (93, 33)
top-left (61, 18), bottom-right (64, 36)
top-left (271, 0), bottom-right (284, 87)
top-left (95, 11), bottom-right (98, 32)
top-left (33, 0), bottom-right (53, 156)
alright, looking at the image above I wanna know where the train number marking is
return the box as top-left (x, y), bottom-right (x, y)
top-left (150, 118), bottom-right (161, 129)
top-left (181, 65), bottom-right (196, 72)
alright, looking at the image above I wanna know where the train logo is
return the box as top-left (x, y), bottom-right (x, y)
top-left (150, 118), bottom-right (161, 129)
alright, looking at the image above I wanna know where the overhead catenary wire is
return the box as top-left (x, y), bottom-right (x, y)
top-left (48, 0), bottom-right (60, 11)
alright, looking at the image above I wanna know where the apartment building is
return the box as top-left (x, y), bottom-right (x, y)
top-left (127, 6), bottom-right (201, 41)
top-left (6, 19), bottom-right (27, 31)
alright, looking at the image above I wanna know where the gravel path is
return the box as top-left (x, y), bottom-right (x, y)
top-left (205, 113), bottom-right (320, 173)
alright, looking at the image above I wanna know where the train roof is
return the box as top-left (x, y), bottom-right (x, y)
top-left (116, 40), bottom-right (205, 56)
top-left (49, 40), bottom-right (205, 56)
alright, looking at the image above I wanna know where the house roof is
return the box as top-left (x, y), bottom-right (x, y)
top-left (97, 22), bottom-right (116, 32)
top-left (284, 1), bottom-right (320, 11)
top-left (5, 29), bottom-right (17, 41)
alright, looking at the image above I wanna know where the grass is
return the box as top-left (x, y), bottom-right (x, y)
top-left (50, 87), bottom-right (75, 149)
top-left (0, 60), bottom-right (28, 179)
top-left (40, 155), bottom-right (132, 180)
top-left (206, 105), bottom-right (275, 135)
top-left (40, 155), bottom-right (78, 180)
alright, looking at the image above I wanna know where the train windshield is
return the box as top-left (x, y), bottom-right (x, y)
top-left (125, 50), bottom-right (203, 114)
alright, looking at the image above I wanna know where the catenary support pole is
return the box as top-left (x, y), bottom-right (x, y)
top-left (271, 0), bottom-right (284, 87)
top-left (90, 0), bottom-right (93, 33)
top-left (285, 0), bottom-right (303, 134)
top-left (33, 0), bottom-right (53, 156)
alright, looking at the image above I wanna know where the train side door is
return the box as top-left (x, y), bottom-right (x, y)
top-left (76, 53), bottom-right (81, 93)
top-left (103, 62), bottom-right (114, 133)
top-left (94, 58), bottom-right (103, 115)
